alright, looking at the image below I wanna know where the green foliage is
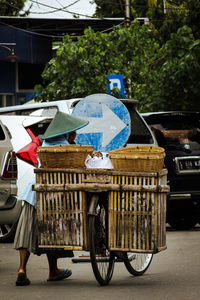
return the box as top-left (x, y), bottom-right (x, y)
top-left (93, 1), bottom-right (200, 44)
top-left (131, 0), bottom-right (148, 17)
top-left (35, 21), bottom-right (200, 112)
top-left (147, 1), bottom-right (187, 43)
top-left (184, 0), bottom-right (200, 39)
top-left (0, 0), bottom-right (27, 16)
top-left (92, 0), bottom-right (149, 19)
top-left (35, 21), bottom-right (159, 102)
top-left (135, 26), bottom-right (200, 112)
top-left (92, 0), bottom-right (125, 18)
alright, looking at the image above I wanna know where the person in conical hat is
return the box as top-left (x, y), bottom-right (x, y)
top-left (14, 112), bottom-right (89, 286)
top-left (43, 111), bottom-right (89, 140)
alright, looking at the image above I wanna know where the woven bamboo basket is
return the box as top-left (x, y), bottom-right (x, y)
top-left (33, 168), bottom-right (169, 253)
top-left (37, 144), bottom-right (93, 169)
top-left (108, 146), bottom-right (165, 172)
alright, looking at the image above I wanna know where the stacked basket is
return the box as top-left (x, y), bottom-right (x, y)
top-left (108, 146), bottom-right (165, 172)
top-left (37, 144), bottom-right (93, 169)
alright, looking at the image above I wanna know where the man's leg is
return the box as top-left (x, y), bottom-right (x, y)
top-left (18, 248), bottom-right (30, 273)
top-left (16, 248), bottom-right (31, 286)
top-left (14, 202), bottom-right (34, 286)
top-left (46, 254), bottom-right (72, 281)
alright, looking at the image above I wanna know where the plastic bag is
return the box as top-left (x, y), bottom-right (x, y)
top-left (85, 152), bottom-right (113, 169)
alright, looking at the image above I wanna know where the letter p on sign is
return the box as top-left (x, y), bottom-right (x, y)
top-left (106, 74), bottom-right (125, 99)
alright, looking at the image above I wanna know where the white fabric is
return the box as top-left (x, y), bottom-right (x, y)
top-left (85, 152), bottom-right (113, 169)
top-left (42, 134), bottom-right (69, 146)
top-left (21, 136), bottom-right (69, 208)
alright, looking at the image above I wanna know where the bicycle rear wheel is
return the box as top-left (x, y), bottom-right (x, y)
top-left (89, 200), bottom-right (115, 286)
top-left (124, 252), bottom-right (153, 276)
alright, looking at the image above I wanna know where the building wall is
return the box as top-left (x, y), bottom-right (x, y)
top-left (0, 24), bottom-right (52, 107)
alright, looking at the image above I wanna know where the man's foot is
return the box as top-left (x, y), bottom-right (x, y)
top-left (16, 272), bottom-right (30, 286)
top-left (47, 269), bottom-right (72, 281)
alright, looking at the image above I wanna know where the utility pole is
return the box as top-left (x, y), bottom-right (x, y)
top-left (125, 0), bottom-right (130, 27)
top-left (163, 0), bottom-right (166, 14)
top-left (158, 0), bottom-right (166, 14)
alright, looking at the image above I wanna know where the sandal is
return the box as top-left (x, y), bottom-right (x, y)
top-left (47, 269), bottom-right (72, 281)
top-left (16, 273), bottom-right (31, 286)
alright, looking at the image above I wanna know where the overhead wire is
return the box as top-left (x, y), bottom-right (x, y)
top-left (2, 0), bottom-right (95, 18)
top-left (0, 19), bottom-right (65, 39)
top-left (0, 18), bottom-right (126, 40)
top-left (55, 0), bottom-right (81, 9)
top-left (92, 0), bottom-right (189, 15)
top-left (27, 0), bottom-right (95, 17)
top-left (2, 0), bottom-right (189, 19)
top-left (1, 0), bottom-right (192, 36)
top-left (1, 0), bottom-right (28, 12)
top-left (90, 0), bottom-right (190, 24)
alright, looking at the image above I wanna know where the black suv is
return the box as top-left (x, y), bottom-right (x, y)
top-left (142, 111), bottom-right (200, 230)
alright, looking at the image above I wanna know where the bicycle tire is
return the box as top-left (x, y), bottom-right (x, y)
top-left (124, 252), bottom-right (153, 276)
top-left (89, 202), bottom-right (115, 286)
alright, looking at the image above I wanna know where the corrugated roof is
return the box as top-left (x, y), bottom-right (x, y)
top-left (0, 16), bottom-right (125, 40)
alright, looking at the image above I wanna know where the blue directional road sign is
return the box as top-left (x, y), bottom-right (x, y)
top-left (72, 94), bottom-right (131, 152)
top-left (106, 74), bottom-right (125, 99)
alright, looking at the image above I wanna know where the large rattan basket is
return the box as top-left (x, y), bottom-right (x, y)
top-left (108, 146), bottom-right (165, 171)
top-left (37, 144), bottom-right (93, 169)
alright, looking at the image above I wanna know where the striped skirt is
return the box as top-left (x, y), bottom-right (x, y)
top-left (14, 201), bottom-right (73, 257)
top-left (13, 202), bottom-right (36, 253)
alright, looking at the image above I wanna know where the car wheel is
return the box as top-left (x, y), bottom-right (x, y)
top-left (0, 222), bottom-right (18, 243)
top-left (168, 216), bottom-right (197, 230)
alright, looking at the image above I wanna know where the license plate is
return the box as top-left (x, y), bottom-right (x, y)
top-left (175, 156), bottom-right (200, 174)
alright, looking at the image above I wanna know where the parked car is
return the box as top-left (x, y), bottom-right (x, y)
top-left (142, 111), bottom-right (200, 229)
top-left (0, 115), bottom-right (51, 242)
top-left (0, 98), bottom-right (81, 117)
top-left (0, 97), bottom-right (156, 242)
top-left (0, 98), bottom-right (157, 148)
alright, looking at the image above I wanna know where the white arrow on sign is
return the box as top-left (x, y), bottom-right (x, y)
top-left (77, 103), bottom-right (127, 147)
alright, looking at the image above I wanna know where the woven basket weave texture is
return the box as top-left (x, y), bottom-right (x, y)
top-left (108, 146), bottom-right (165, 171)
top-left (37, 144), bottom-right (93, 168)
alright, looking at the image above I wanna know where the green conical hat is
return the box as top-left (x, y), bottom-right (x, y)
top-left (42, 111), bottom-right (89, 140)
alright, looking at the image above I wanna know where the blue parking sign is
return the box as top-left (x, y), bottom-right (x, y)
top-left (107, 74), bottom-right (125, 99)
top-left (72, 94), bottom-right (131, 152)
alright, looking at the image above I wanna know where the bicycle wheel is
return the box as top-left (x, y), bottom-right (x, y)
top-left (89, 200), bottom-right (115, 286)
top-left (124, 252), bottom-right (153, 276)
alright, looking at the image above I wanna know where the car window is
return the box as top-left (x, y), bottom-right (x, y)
top-left (146, 114), bottom-right (200, 150)
top-left (0, 106), bottom-right (58, 117)
top-left (123, 103), bottom-right (153, 144)
top-left (0, 125), bottom-right (5, 140)
top-left (72, 99), bottom-right (154, 145)
top-left (29, 107), bottom-right (58, 117)
top-left (27, 120), bottom-right (51, 142)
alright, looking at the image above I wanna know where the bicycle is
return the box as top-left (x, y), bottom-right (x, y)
top-left (87, 192), bottom-right (153, 285)
top-left (34, 167), bottom-right (168, 286)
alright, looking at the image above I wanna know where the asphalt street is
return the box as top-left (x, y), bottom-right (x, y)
top-left (1, 226), bottom-right (200, 300)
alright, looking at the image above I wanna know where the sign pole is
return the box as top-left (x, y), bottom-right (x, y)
top-left (125, 0), bottom-right (130, 27)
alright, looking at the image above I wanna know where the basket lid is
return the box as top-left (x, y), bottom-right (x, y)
top-left (109, 146), bottom-right (165, 154)
top-left (42, 112), bottom-right (89, 140)
top-left (38, 144), bottom-right (93, 153)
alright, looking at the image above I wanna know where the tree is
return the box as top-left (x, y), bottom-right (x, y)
top-left (35, 22), bottom-right (200, 112)
top-left (92, 0), bottom-right (126, 18)
top-left (92, 0), bottom-right (149, 19)
top-left (93, 1), bottom-right (200, 43)
top-left (0, 0), bottom-right (28, 16)
top-left (35, 21), bottom-right (159, 102)
top-left (184, 0), bottom-right (200, 39)
top-left (135, 26), bottom-right (200, 112)
top-left (146, 0), bottom-right (187, 43)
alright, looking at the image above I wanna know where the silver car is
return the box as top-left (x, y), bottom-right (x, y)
top-left (0, 98), bottom-right (156, 242)
top-left (0, 115), bottom-right (51, 242)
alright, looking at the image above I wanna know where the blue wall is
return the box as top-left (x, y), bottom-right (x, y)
top-left (0, 25), bottom-right (52, 64)
top-left (0, 24), bottom-right (52, 98)
top-left (0, 62), bottom-right (15, 93)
